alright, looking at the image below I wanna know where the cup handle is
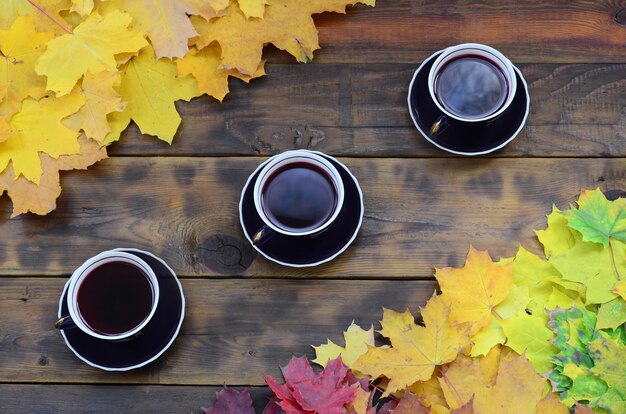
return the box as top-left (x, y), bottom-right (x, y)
top-left (252, 225), bottom-right (276, 246)
top-left (54, 315), bottom-right (77, 330)
top-left (430, 115), bottom-right (450, 136)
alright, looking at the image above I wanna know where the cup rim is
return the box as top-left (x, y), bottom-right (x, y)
top-left (66, 251), bottom-right (160, 341)
top-left (427, 43), bottom-right (517, 123)
top-left (253, 150), bottom-right (345, 237)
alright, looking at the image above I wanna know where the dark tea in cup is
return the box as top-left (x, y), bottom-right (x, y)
top-left (261, 161), bottom-right (339, 233)
top-left (56, 251), bottom-right (159, 341)
top-left (428, 43), bottom-right (517, 123)
top-left (76, 261), bottom-right (154, 335)
top-left (434, 55), bottom-right (509, 119)
top-left (252, 150), bottom-right (345, 243)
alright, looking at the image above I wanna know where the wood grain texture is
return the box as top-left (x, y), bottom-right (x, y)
top-left (0, 278), bottom-right (437, 384)
top-left (107, 63), bottom-right (626, 157)
top-left (2, 0), bottom-right (626, 405)
top-left (0, 385), bottom-right (272, 414)
top-left (310, 1), bottom-right (626, 64)
top-left (0, 157), bottom-right (623, 276)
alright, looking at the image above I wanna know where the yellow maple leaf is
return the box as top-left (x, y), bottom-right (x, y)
top-left (98, 0), bottom-right (205, 59)
top-left (470, 316), bottom-right (505, 357)
top-left (535, 206), bottom-right (582, 258)
top-left (312, 321), bottom-right (374, 370)
top-left (500, 313), bottom-right (558, 374)
top-left (613, 280), bottom-right (626, 300)
top-left (0, 93), bottom-right (85, 184)
top-left (103, 46), bottom-right (200, 144)
top-left (227, 61), bottom-right (266, 83)
top-left (0, 16), bottom-right (53, 119)
top-left (438, 353), bottom-right (491, 409)
top-left (0, 0), bottom-right (71, 33)
top-left (63, 71), bottom-right (126, 143)
top-left (0, 83), bottom-right (8, 142)
top-left (192, 0), bottom-right (319, 76)
top-left (353, 295), bottom-right (469, 396)
top-left (176, 45), bottom-right (265, 102)
top-left (238, 0), bottom-right (268, 18)
top-left (70, 0), bottom-right (94, 16)
top-left (512, 246), bottom-right (561, 309)
top-left (35, 10), bottom-right (147, 96)
top-left (207, 0), bottom-right (230, 14)
top-left (408, 371), bottom-right (448, 409)
top-left (183, 0), bottom-right (229, 19)
top-left (436, 246), bottom-right (512, 334)
top-left (475, 353), bottom-right (546, 414)
top-left (350, 387), bottom-right (371, 414)
top-left (191, 0), bottom-right (374, 75)
top-left (0, 135), bottom-right (106, 217)
top-left (0, 0), bottom-right (36, 29)
top-left (309, 0), bottom-right (376, 13)
top-left (176, 46), bottom-right (231, 102)
top-left (0, 117), bottom-right (10, 143)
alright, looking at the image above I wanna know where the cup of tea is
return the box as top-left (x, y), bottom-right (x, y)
top-left (251, 150), bottom-right (345, 245)
top-left (55, 251), bottom-right (160, 341)
top-left (427, 43), bottom-right (517, 135)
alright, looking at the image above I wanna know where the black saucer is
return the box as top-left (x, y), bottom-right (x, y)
top-left (239, 153), bottom-right (364, 267)
top-left (58, 249), bottom-right (185, 371)
top-left (408, 51), bottom-right (530, 155)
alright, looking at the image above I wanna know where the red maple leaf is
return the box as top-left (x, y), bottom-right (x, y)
top-left (265, 356), bottom-right (357, 414)
top-left (201, 386), bottom-right (255, 414)
top-left (261, 397), bottom-right (287, 414)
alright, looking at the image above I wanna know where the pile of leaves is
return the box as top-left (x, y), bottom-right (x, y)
top-left (201, 188), bottom-right (626, 414)
top-left (0, 0), bottom-right (374, 217)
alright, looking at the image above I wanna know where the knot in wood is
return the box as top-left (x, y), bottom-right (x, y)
top-left (614, 8), bottom-right (626, 26)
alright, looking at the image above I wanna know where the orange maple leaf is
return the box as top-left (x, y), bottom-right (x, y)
top-left (438, 350), bottom-right (546, 414)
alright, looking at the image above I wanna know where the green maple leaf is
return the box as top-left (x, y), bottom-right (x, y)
top-left (547, 306), bottom-right (597, 393)
top-left (588, 333), bottom-right (626, 413)
top-left (565, 188), bottom-right (626, 246)
top-left (547, 306), bottom-right (625, 412)
top-left (607, 324), bottom-right (626, 344)
top-left (596, 298), bottom-right (626, 331)
top-left (595, 388), bottom-right (626, 414)
top-left (566, 374), bottom-right (608, 406)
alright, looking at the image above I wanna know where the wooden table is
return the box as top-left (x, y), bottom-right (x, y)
top-left (2, 1), bottom-right (626, 412)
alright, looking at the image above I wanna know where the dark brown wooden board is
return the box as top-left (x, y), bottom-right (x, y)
top-left (0, 278), bottom-right (437, 384)
top-left (107, 63), bottom-right (626, 157)
top-left (0, 158), bottom-right (623, 277)
top-left (273, 1), bottom-right (626, 64)
top-left (0, 385), bottom-right (271, 414)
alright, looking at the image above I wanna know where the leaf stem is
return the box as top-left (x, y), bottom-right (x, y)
top-left (438, 367), bottom-right (464, 407)
top-left (27, 0), bottom-right (73, 34)
top-left (491, 308), bottom-right (504, 320)
top-left (368, 381), bottom-right (400, 402)
top-left (609, 239), bottom-right (622, 281)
